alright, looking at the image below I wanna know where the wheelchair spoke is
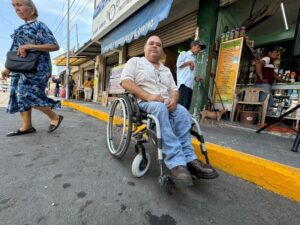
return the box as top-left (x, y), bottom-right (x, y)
top-left (107, 97), bottom-right (132, 158)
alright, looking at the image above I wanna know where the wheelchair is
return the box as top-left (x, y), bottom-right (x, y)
top-left (106, 94), bottom-right (218, 193)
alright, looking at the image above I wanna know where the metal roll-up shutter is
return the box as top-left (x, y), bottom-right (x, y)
top-left (128, 12), bottom-right (197, 58)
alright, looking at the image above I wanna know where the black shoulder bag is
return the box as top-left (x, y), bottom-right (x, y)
top-left (5, 51), bottom-right (41, 73)
top-left (5, 28), bottom-right (41, 73)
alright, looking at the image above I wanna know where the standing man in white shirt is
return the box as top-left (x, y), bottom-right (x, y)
top-left (176, 40), bottom-right (206, 110)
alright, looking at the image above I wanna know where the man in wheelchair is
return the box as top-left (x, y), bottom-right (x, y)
top-left (120, 35), bottom-right (215, 186)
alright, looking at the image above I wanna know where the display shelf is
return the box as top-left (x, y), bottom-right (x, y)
top-left (273, 95), bottom-right (290, 98)
top-left (266, 114), bottom-right (298, 120)
top-left (272, 83), bottom-right (300, 90)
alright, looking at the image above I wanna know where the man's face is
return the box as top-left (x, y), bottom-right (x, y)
top-left (144, 36), bottom-right (163, 63)
top-left (191, 45), bottom-right (201, 55)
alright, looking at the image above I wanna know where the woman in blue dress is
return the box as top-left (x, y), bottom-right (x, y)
top-left (1, 0), bottom-right (63, 136)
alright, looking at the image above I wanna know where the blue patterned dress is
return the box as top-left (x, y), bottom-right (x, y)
top-left (7, 21), bottom-right (61, 114)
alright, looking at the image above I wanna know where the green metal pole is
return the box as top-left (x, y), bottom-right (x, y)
top-left (191, 0), bottom-right (220, 114)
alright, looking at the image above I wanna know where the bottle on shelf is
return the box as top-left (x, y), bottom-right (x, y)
top-left (234, 28), bottom-right (240, 39)
top-left (239, 26), bottom-right (246, 37)
top-left (229, 30), bottom-right (235, 40)
top-left (225, 32), bottom-right (230, 41)
top-left (220, 33), bottom-right (225, 43)
top-left (291, 72), bottom-right (296, 83)
top-left (290, 90), bottom-right (299, 100)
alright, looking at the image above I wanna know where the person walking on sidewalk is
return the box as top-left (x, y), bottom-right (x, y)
top-left (84, 77), bottom-right (93, 101)
top-left (54, 82), bottom-right (60, 97)
top-left (176, 40), bottom-right (206, 110)
top-left (68, 76), bottom-right (76, 99)
top-left (1, 0), bottom-right (63, 136)
top-left (121, 35), bottom-right (215, 186)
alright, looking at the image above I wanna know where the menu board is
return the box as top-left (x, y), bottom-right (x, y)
top-left (214, 37), bottom-right (244, 111)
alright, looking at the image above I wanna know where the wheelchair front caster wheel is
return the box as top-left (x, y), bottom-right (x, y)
top-left (131, 153), bottom-right (151, 177)
top-left (159, 175), bottom-right (176, 195)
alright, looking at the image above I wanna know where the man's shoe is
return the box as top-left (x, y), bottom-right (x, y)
top-left (170, 166), bottom-right (193, 186)
top-left (187, 159), bottom-right (216, 179)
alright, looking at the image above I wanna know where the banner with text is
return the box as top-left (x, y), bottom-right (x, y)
top-left (92, 0), bottom-right (149, 41)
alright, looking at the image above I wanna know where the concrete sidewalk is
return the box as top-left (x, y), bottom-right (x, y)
top-left (62, 100), bottom-right (300, 203)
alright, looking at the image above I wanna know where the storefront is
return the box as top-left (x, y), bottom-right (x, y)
top-left (53, 40), bottom-right (101, 101)
top-left (74, 40), bottom-right (101, 101)
top-left (92, 0), bottom-right (200, 103)
top-left (209, 0), bottom-right (300, 130)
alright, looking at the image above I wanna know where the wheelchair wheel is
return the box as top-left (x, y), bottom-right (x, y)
top-left (131, 153), bottom-right (151, 177)
top-left (107, 97), bottom-right (132, 158)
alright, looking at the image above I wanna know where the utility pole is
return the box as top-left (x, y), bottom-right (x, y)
top-left (76, 23), bottom-right (79, 50)
top-left (66, 0), bottom-right (70, 100)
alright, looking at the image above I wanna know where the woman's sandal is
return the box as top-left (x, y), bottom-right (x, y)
top-left (48, 115), bottom-right (64, 133)
top-left (6, 127), bottom-right (36, 137)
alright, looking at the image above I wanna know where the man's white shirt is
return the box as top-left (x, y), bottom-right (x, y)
top-left (176, 50), bottom-right (196, 90)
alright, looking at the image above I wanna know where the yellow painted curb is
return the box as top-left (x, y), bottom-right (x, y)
top-left (63, 101), bottom-right (300, 203)
top-left (62, 101), bottom-right (109, 122)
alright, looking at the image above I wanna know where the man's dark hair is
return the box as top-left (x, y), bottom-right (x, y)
top-left (190, 40), bottom-right (206, 50)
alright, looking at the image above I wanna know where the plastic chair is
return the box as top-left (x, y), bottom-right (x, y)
top-left (231, 87), bottom-right (270, 126)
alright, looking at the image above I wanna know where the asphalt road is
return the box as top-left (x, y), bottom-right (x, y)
top-left (0, 107), bottom-right (300, 225)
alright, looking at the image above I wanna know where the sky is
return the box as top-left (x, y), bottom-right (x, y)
top-left (0, 0), bottom-right (95, 74)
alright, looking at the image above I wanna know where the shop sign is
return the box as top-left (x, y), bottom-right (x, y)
top-left (92, 0), bottom-right (149, 41)
top-left (101, 19), bottom-right (154, 53)
top-left (214, 37), bottom-right (244, 111)
top-left (109, 64), bottom-right (125, 94)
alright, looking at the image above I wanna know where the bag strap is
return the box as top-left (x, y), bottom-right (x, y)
top-left (9, 22), bottom-right (40, 52)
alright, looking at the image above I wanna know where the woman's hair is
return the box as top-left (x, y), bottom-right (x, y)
top-left (23, 0), bottom-right (39, 19)
top-left (263, 46), bottom-right (278, 56)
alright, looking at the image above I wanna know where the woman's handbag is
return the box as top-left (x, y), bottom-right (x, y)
top-left (5, 51), bottom-right (41, 73)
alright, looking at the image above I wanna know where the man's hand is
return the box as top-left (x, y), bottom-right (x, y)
top-left (1, 68), bottom-right (10, 79)
top-left (17, 45), bottom-right (31, 57)
top-left (188, 61), bottom-right (194, 70)
top-left (166, 98), bottom-right (177, 112)
top-left (147, 94), bottom-right (164, 102)
top-left (194, 76), bottom-right (202, 82)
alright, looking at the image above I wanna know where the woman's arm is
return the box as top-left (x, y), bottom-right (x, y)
top-left (17, 44), bottom-right (59, 57)
top-left (273, 72), bottom-right (288, 83)
top-left (255, 60), bottom-right (265, 81)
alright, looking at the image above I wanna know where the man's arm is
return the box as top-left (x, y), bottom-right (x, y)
top-left (177, 52), bottom-right (194, 70)
top-left (180, 61), bottom-right (194, 69)
top-left (121, 79), bottom-right (164, 102)
top-left (165, 90), bottom-right (179, 112)
top-left (169, 90), bottom-right (179, 102)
